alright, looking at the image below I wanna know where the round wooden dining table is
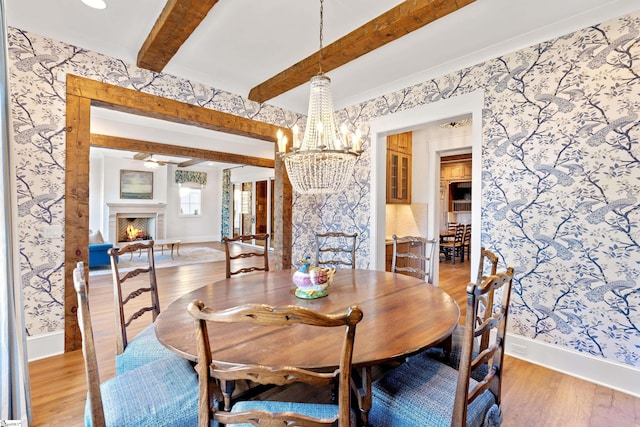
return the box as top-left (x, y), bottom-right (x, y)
top-left (155, 268), bottom-right (459, 424)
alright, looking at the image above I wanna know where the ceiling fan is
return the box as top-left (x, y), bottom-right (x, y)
top-left (132, 152), bottom-right (179, 168)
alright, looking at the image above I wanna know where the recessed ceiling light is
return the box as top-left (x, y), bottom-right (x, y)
top-left (81, 0), bottom-right (107, 10)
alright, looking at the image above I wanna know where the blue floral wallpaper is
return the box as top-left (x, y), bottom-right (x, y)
top-left (6, 10), bottom-right (640, 369)
top-left (7, 27), bottom-right (300, 336)
top-left (290, 14), bottom-right (640, 366)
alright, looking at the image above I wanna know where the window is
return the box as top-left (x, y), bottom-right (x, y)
top-left (179, 185), bottom-right (202, 216)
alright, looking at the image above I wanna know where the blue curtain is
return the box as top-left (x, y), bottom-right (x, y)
top-left (0, 0), bottom-right (31, 423)
top-left (221, 169), bottom-right (231, 239)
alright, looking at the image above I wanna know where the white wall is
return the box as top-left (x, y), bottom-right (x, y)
top-left (89, 152), bottom-right (223, 243)
top-left (165, 164), bottom-right (222, 243)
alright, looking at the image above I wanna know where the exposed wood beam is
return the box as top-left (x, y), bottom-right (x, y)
top-left (65, 76), bottom-right (292, 352)
top-left (90, 134), bottom-right (275, 169)
top-left (248, 0), bottom-right (476, 103)
top-left (67, 75), bottom-right (287, 143)
top-left (137, 0), bottom-right (219, 72)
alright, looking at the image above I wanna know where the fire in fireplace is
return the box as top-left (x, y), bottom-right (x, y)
top-left (118, 217), bottom-right (153, 242)
top-left (126, 225), bottom-right (151, 242)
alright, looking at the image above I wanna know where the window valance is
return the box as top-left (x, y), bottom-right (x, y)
top-left (175, 170), bottom-right (207, 186)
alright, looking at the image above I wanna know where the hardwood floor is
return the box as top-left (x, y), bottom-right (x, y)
top-left (28, 243), bottom-right (639, 426)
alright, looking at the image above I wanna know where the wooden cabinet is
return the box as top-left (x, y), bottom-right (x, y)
top-left (441, 159), bottom-right (472, 212)
top-left (441, 160), bottom-right (472, 181)
top-left (386, 132), bottom-right (412, 204)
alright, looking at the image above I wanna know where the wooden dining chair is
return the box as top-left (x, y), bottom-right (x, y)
top-left (109, 240), bottom-right (182, 374)
top-left (188, 301), bottom-right (363, 427)
top-left (222, 233), bottom-right (270, 278)
top-left (429, 247), bottom-right (501, 373)
top-left (440, 223), bottom-right (465, 264)
top-left (73, 262), bottom-right (199, 427)
top-left (391, 235), bottom-right (437, 283)
top-left (370, 267), bottom-right (514, 427)
top-left (315, 231), bottom-right (358, 269)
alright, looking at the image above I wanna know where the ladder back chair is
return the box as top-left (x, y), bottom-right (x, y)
top-left (422, 247), bottom-right (502, 377)
top-left (370, 267), bottom-right (515, 427)
top-left (315, 231), bottom-right (358, 269)
top-left (73, 262), bottom-right (198, 427)
top-left (222, 233), bottom-right (270, 278)
top-left (391, 235), bottom-right (437, 283)
top-left (109, 240), bottom-right (179, 374)
top-left (462, 224), bottom-right (472, 260)
top-left (440, 223), bottom-right (465, 264)
top-left (188, 301), bottom-right (363, 427)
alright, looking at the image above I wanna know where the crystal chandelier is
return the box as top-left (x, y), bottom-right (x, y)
top-left (277, 0), bottom-right (362, 194)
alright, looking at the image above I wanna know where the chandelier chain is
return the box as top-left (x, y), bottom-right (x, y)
top-left (319, 0), bottom-right (324, 74)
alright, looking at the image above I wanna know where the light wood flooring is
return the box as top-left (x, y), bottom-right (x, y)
top-left (28, 243), bottom-right (640, 426)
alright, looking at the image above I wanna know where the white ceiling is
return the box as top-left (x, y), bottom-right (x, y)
top-left (6, 0), bottom-right (640, 165)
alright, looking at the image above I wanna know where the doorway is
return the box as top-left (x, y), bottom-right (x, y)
top-left (369, 90), bottom-right (484, 284)
top-left (231, 178), bottom-right (274, 249)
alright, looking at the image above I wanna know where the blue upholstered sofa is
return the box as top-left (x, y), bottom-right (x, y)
top-left (89, 242), bottom-right (114, 268)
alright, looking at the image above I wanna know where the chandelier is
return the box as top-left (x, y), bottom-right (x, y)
top-left (277, 0), bottom-right (362, 194)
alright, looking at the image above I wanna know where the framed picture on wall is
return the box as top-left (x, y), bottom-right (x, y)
top-left (120, 169), bottom-right (153, 199)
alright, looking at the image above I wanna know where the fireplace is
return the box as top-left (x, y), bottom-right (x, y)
top-left (107, 203), bottom-right (166, 244)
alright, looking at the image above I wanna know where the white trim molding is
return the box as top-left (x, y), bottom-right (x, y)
top-left (506, 333), bottom-right (640, 398)
top-left (26, 330), bottom-right (64, 361)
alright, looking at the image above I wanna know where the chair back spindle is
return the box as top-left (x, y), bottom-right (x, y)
top-left (109, 240), bottom-right (160, 355)
top-left (222, 233), bottom-right (270, 278)
top-left (453, 267), bottom-right (514, 425)
top-left (391, 235), bottom-right (437, 283)
top-left (315, 231), bottom-right (358, 269)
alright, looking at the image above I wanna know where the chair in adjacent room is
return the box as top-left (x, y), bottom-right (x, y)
top-left (315, 231), bottom-right (358, 269)
top-left (440, 223), bottom-right (465, 264)
top-left (109, 240), bottom-right (184, 375)
top-left (369, 266), bottom-right (514, 427)
top-left (462, 224), bottom-right (472, 261)
top-left (73, 262), bottom-right (198, 427)
top-left (391, 235), bottom-right (437, 283)
top-left (222, 233), bottom-right (270, 278)
top-left (188, 301), bottom-right (363, 427)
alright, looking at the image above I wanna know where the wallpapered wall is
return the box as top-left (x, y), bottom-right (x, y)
top-left (7, 11), bottom-right (640, 368)
top-left (290, 13), bottom-right (640, 367)
top-left (7, 27), bottom-right (302, 336)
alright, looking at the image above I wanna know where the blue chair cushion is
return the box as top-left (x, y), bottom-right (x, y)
top-left (85, 355), bottom-right (198, 427)
top-left (419, 326), bottom-right (489, 382)
top-left (115, 323), bottom-right (185, 375)
top-left (370, 356), bottom-right (499, 427)
top-left (229, 401), bottom-right (339, 426)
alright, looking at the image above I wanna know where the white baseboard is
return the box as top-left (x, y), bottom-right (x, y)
top-left (506, 333), bottom-right (640, 398)
top-left (26, 330), bottom-right (64, 361)
top-left (172, 236), bottom-right (219, 244)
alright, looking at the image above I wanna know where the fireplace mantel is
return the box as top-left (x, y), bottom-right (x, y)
top-left (107, 203), bottom-right (166, 244)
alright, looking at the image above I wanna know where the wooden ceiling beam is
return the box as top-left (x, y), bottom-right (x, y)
top-left (67, 75), bottom-right (288, 143)
top-left (90, 133), bottom-right (275, 169)
top-left (248, 0), bottom-right (476, 103)
top-left (137, 0), bottom-right (220, 73)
